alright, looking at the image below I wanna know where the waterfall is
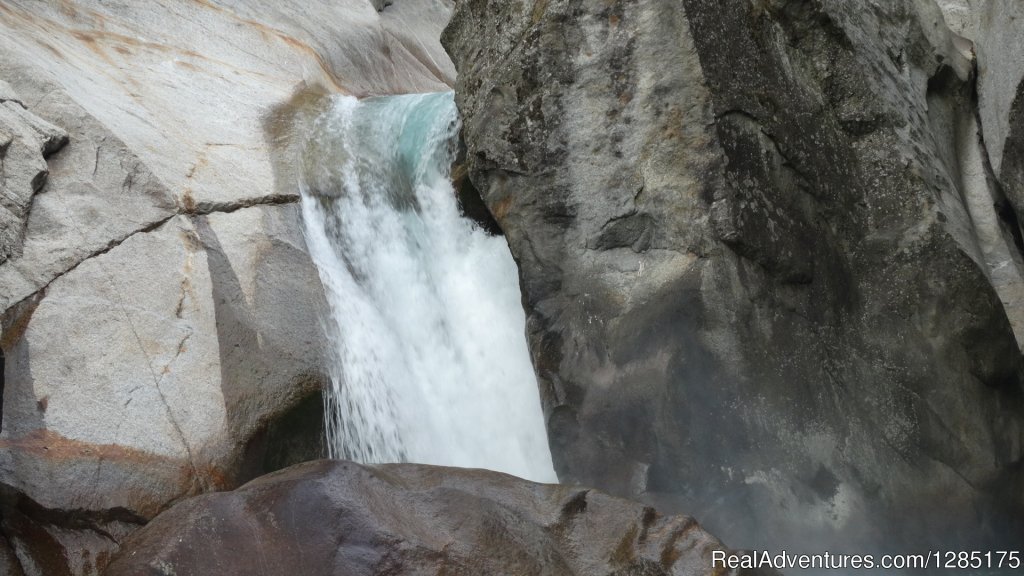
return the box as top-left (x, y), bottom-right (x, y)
top-left (298, 92), bottom-right (557, 483)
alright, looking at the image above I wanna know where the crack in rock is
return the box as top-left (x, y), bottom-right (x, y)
top-left (2, 193), bottom-right (301, 313)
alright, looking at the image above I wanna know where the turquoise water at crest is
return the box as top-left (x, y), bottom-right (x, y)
top-left (299, 92), bottom-right (557, 483)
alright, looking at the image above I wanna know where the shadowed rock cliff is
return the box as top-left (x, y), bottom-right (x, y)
top-left (444, 0), bottom-right (1024, 553)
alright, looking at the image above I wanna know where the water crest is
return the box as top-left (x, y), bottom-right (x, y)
top-left (299, 92), bottom-right (556, 483)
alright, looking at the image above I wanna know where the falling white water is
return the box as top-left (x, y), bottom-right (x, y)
top-left (298, 91), bottom-right (557, 483)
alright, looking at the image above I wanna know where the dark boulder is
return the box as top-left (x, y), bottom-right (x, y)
top-left (103, 460), bottom-right (761, 576)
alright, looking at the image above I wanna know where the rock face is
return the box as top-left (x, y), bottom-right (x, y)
top-left (959, 2), bottom-right (1024, 261)
top-left (104, 459), bottom-right (756, 576)
top-left (0, 85), bottom-right (68, 266)
top-left (445, 0), bottom-right (1024, 553)
top-left (0, 1), bottom-right (454, 574)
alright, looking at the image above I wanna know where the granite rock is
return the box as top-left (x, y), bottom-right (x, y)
top-left (445, 0), bottom-right (1024, 553)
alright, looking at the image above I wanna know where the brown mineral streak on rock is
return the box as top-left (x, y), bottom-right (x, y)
top-left (0, 429), bottom-right (233, 509)
top-left (0, 296), bottom-right (40, 350)
top-left (492, 195), bottom-right (515, 223)
top-left (0, 8), bottom-right (152, 54)
top-left (0, 430), bottom-right (177, 467)
top-left (0, 1), bottom-right (338, 91)
top-left (274, 32), bottom-right (348, 93)
top-left (190, 0), bottom-right (349, 93)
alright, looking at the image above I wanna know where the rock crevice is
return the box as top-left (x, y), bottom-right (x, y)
top-left (2, 193), bottom-right (303, 316)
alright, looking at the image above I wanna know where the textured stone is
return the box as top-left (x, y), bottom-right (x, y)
top-left (104, 460), bottom-right (764, 576)
top-left (0, 92), bottom-right (68, 266)
top-left (0, 1), bottom-right (455, 574)
top-left (937, 0), bottom-right (973, 36)
top-left (0, 0), bottom-right (453, 214)
top-left (0, 0), bottom-right (456, 311)
top-left (0, 79), bottom-right (21, 106)
top-left (0, 531), bottom-right (23, 576)
top-left (937, 2), bottom-right (1024, 247)
top-left (0, 72), bottom-right (177, 313)
top-left (0, 204), bottom-right (331, 573)
top-left (969, 1), bottom-right (1024, 263)
top-left (961, 1), bottom-right (1024, 177)
top-left (445, 0), bottom-right (1024, 554)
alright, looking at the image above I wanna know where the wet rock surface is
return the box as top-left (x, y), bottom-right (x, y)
top-left (104, 459), bottom-right (762, 576)
top-left (444, 0), bottom-right (1024, 553)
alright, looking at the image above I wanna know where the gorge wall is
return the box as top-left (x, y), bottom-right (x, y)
top-left (0, 1), bottom-right (454, 573)
top-left (3, 0), bottom-right (1024, 573)
top-left (444, 0), bottom-right (1024, 553)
